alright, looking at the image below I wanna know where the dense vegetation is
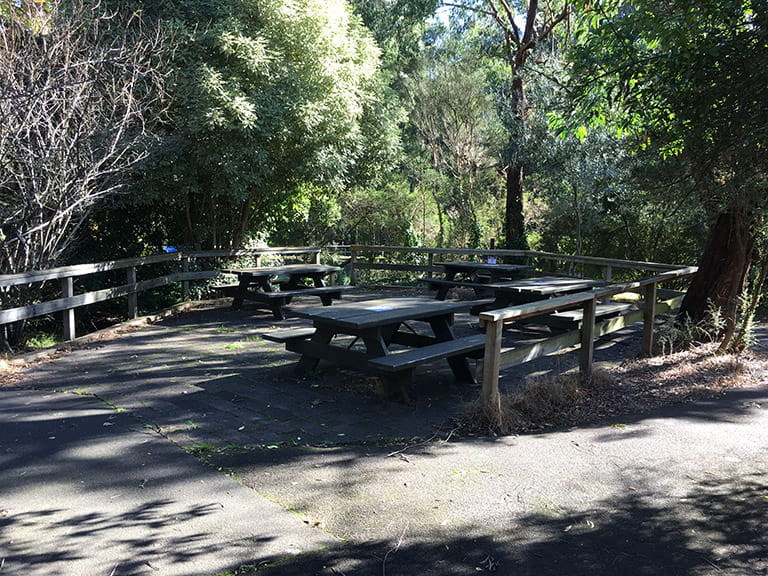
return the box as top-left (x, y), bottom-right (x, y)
top-left (1, 0), bottom-right (766, 350)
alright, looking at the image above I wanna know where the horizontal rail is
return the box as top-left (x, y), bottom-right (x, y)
top-left (479, 267), bottom-right (698, 324)
top-left (183, 247), bottom-right (320, 258)
top-left (0, 254), bottom-right (180, 287)
top-left (478, 265), bottom-right (697, 419)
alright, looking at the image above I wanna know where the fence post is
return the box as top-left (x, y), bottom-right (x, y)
top-left (61, 277), bottom-right (76, 341)
top-left (127, 266), bottom-right (138, 319)
top-left (579, 298), bottom-right (596, 379)
top-left (481, 319), bottom-right (504, 426)
top-left (427, 252), bottom-right (434, 279)
top-left (350, 247), bottom-right (358, 286)
top-left (642, 282), bottom-right (657, 355)
top-left (313, 250), bottom-right (321, 264)
top-left (182, 256), bottom-right (190, 301)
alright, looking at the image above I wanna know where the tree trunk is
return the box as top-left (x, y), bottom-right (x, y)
top-left (504, 162), bottom-right (527, 249)
top-left (678, 211), bottom-right (754, 349)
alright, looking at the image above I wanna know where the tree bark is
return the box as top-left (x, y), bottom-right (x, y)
top-left (678, 211), bottom-right (754, 349)
top-left (504, 162), bottom-right (527, 249)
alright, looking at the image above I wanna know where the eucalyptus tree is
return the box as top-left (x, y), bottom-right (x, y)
top-left (569, 0), bottom-right (768, 349)
top-left (451, 0), bottom-right (571, 248)
top-left (405, 48), bottom-right (505, 247)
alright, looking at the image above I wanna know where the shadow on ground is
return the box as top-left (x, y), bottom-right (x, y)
top-left (249, 472), bottom-right (768, 576)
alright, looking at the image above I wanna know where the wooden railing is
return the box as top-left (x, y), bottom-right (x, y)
top-left (0, 247), bottom-right (321, 341)
top-left (477, 266), bottom-right (699, 418)
top-left (347, 245), bottom-right (683, 285)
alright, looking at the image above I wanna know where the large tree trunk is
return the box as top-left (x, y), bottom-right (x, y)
top-left (678, 211), bottom-right (754, 349)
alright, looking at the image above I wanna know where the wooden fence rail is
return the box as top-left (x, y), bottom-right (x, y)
top-left (0, 247), bottom-right (321, 341)
top-left (477, 266), bottom-right (699, 419)
top-left (346, 245), bottom-right (683, 285)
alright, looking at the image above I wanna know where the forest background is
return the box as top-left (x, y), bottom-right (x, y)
top-left (1, 0), bottom-right (766, 350)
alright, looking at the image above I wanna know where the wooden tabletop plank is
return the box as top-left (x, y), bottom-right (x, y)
top-left (484, 275), bottom-right (606, 295)
top-left (220, 264), bottom-right (340, 277)
top-left (291, 297), bottom-right (485, 330)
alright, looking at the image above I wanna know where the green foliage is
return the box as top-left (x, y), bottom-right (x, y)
top-left (122, 0), bottom-right (389, 250)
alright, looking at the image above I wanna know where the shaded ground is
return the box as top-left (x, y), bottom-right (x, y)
top-left (4, 287), bottom-right (768, 575)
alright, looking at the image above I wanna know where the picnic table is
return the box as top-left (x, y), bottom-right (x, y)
top-left (219, 264), bottom-right (349, 319)
top-left (262, 297), bottom-right (491, 396)
top-left (470, 275), bottom-right (610, 315)
top-left (424, 261), bottom-right (534, 300)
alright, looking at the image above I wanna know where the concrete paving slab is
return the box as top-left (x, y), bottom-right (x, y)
top-left (0, 388), bottom-right (335, 575)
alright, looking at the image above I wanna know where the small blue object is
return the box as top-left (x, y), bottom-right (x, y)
top-left (162, 245), bottom-right (178, 253)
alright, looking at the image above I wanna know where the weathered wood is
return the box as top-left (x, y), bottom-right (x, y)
top-left (0, 253), bottom-right (179, 287)
top-left (0, 274), bottom-right (182, 324)
top-left (643, 282), bottom-right (658, 355)
top-left (579, 299), bottom-right (596, 378)
top-left (368, 334), bottom-right (486, 372)
top-left (481, 318), bottom-right (504, 421)
top-left (61, 277), bottom-right (75, 341)
top-left (182, 257), bottom-right (190, 300)
top-left (257, 286), bottom-right (351, 299)
top-left (127, 267), bottom-right (138, 320)
top-left (261, 327), bottom-right (317, 343)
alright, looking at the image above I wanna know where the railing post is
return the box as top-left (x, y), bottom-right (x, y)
top-left (127, 266), bottom-right (138, 319)
top-left (182, 256), bottom-right (190, 301)
top-left (350, 246), bottom-right (358, 286)
top-left (61, 276), bottom-right (76, 341)
top-left (427, 251), bottom-right (434, 279)
top-left (255, 254), bottom-right (262, 267)
top-left (313, 250), bottom-right (321, 264)
top-left (481, 319), bottom-right (504, 427)
top-left (602, 264), bottom-right (613, 303)
top-left (579, 297), bottom-right (596, 379)
top-left (642, 282), bottom-right (658, 355)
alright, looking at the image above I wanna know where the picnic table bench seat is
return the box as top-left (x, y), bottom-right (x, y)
top-left (260, 327), bottom-right (317, 344)
top-left (368, 333), bottom-right (486, 373)
top-left (543, 302), bottom-right (635, 330)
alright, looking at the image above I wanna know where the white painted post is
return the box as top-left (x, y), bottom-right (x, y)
top-left (61, 277), bottom-right (76, 341)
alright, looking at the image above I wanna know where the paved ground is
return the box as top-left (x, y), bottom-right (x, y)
top-left (3, 288), bottom-right (767, 575)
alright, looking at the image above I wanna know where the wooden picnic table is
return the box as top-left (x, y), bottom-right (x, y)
top-left (425, 261), bottom-right (534, 300)
top-left (219, 264), bottom-right (347, 319)
top-left (263, 297), bottom-right (490, 395)
top-left (470, 275), bottom-right (608, 314)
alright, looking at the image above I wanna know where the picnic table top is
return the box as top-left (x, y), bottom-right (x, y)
top-left (484, 275), bottom-right (607, 295)
top-left (290, 296), bottom-right (481, 330)
top-left (220, 264), bottom-right (340, 277)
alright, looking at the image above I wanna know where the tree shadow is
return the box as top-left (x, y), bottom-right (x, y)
top-left (248, 472), bottom-right (768, 576)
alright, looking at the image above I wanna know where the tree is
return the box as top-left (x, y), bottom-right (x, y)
top-left (0, 0), bottom-right (166, 346)
top-left (406, 49), bottom-right (504, 247)
top-left (477, 0), bottom-right (570, 248)
top-left (124, 0), bottom-right (385, 251)
top-left (569, 0), bottom-right (768, 349)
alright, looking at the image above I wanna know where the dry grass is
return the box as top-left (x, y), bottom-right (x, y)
top-left (460, 343), bottom-right (765, 436)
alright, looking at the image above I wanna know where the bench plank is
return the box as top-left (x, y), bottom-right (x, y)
top-left (368, 334), bottom-right (486, 372)
top-left (261, 327), bottom-right (317, 343)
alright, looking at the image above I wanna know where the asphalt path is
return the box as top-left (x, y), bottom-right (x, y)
top-left (3, 293), bottom-right (767, 575)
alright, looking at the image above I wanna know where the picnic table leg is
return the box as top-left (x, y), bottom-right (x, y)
top-left (429, 315), bottom-right (475, 384)
top-left (361, 328), bottom-right (409, 399)
top-left (296, 326), bottom-right (333, 374)
top-left (269, 298), bottom-right (287, 320)
top-left (230, 277), bottom-right (251, 310)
